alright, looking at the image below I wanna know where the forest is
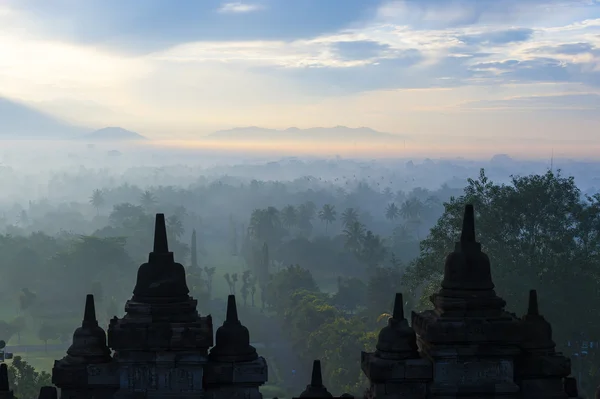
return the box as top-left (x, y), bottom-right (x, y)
top-left (1, 166), bottom-right (599, 398)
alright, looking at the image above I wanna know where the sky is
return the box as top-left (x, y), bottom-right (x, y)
top-left (1, 0), bottom-right (600, 156)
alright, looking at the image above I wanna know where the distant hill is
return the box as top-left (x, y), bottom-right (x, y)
top-left (0, 97), bottom-right (87, 139)
top-left (81, 127), bottom-right (147, 141)
top-left (208, 126), bottom-right (406, 141)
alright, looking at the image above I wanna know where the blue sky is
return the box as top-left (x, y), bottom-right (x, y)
top-left (1, 0), bottom-right (600, 156)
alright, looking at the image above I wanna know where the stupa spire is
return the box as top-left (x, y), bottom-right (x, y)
top-left (226, 295), bottom-right (239, 323)
top-left (527, 289), bottom-right (539, 316)
top-left (311, 360), bottom-right (324, 387)
top-left (131, 213), bottom-right (190, 300)
top-left (521, 289), bottom-right (556, 351)
top-left (298, 360), bottom-right (333, 398)
top-left (460, 204), bottom-right (476, 243)
top-left (375, 293), bottom-right (418, 359)
top-left (209, 295), bottom-right (257, 362)
top-left (392, 293), bottom-right (404, 320)
top-left (153, 214), bottom-right (169, 253)
top-left (440, 204), bottom-right (496, 293)
top-left (83, 294), bottom-right (97, 325)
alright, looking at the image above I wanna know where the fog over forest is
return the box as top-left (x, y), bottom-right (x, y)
top-left (1, 136), bottom-right (600, 397)
top-left (4, 0), bottom-right (600, 397)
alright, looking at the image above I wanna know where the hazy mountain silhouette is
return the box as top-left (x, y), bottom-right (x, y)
top-left (0, 97), bottom-right (87, 139)
top-left (208, 126), bottom-right (406, 141)
top-left (81, 127), bottom-right (147, 141)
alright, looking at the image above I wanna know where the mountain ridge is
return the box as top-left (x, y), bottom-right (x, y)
top-left (0, 97), bottom-right (87, 139)
top-left (208, 126), bottom-right (407, 141)
top-left (81, 127), bottom-right (147, 141)
top-left (0, 97), bottom-right (402, 142)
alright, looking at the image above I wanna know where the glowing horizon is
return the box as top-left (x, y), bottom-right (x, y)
top-left (0, 136), bottom-right (598, 161)
top-left (144, 138), bottom-right (600, 160)
top-left (1, 1), bottom-right (600, 157)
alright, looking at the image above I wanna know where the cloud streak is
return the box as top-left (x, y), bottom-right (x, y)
top-left (217, 2), bottom-right (263, 14)
top-left (1, 0), bottom-right (600, 150)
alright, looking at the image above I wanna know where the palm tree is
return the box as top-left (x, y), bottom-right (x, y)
top-left (361, 230), bottom-right (387, 268)
top-left (248, 207), bottom-right (281, 244)
top-left (280, 205), bottom-right (298, 230)
top-left (400, 198), bottom-right (425, 238)
top-left (297, 201), bottom-right (316, 234)
top-left (298, 201), bottom-right (317, 222)
top-left (89, 189), bottom-right (105, 215)
top-left (341, 208), bottom-right (359, 228)
top-left (385, 203), bottom-right (399, 222)
top-left (343, 221), bottom-right (366, 254)
top-left (166, 214), bottom-right (184, 239)
top-left (140, 190), bottom-right (157, 210)
top-left (399, 198), bottom-right (424, 220)
top-left (318, 204), bottom-right (337, 232)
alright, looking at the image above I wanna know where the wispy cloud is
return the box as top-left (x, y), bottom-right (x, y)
top-left (217, 2), bottom-right (263, 14)
top-left (460, 93), bottom-right (600, 110)
top-left (2, 0), bottom-right (600, 147)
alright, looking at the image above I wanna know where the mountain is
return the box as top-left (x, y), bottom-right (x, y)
top-left (82, 127), bottom-right (147, 141)
top-left (0, 97), bottom-right (87, 139)
top-left (208, 126), bottom-right (405, 141)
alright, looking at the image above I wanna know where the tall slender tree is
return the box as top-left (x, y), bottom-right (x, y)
top-left (281, 205), bottom-right (298, 230)
top-left (259, 243), bottom-right (270, 311)
top-left (89, 189), bottom-right (105, 216)
top-left (343, 221), bottom-right (366, 255)
top-left (140, 190), bottom-right (157, 210)
top-left (318, 204), bottom-right (337, 232)
top-left (385, 203), bottom-right (400, 222)
top-left (191, 229), bottom-right (198, 269)
top-left (204, 266), bottom-right (216, 298)
top-left (341, 207), bottom-right (360, 228)
top-left (229, 215), bottom-right (238, 256)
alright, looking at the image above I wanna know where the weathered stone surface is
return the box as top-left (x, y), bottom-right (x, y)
top-left (204, 357), bottom-right (268, 385)
top-left (516, 354), bottom-right (571, 378)
top-left (39, 208), bottom-right (581, 399)
top-left (210, 296), bottom-right (258, 363)
top-left (108, 315), bottom-right (213, 352)
top-left (515, 290), bottom-right (572, 398)
top-left (48, 215), bottom-right (243, 399)
top-left (432, 359), bottom-right (514, 385)
top-left (52, 295), bottom-right (118, 399)
top-left (361, 206), bottom-right (577, 399)
top-left (362, 352), bottom-right (432, 382)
